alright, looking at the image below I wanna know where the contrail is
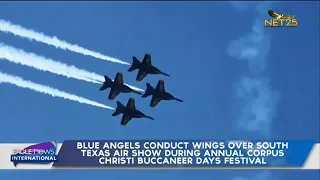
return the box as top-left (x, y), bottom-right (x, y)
top-left (0, 43), bottom-right (99, 84)
top-left (0, 19), bottom-right (130, 65)
top-left (0, 43), bottom-right (144, 92)
top-left (0, 71), bottom-right (115, 110)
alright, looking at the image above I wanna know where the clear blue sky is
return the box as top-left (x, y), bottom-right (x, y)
top-left (0, 1), bottom-right (319, 180)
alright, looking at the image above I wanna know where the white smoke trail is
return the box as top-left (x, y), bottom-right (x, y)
top-left (0, 43), bottom-right (100, 84)
top-left (0, 43), bottom-right (144, 92)
top-left (0, 19), bottom-right (130, 65)
top-left (0, 71), bottom-right (115, 110)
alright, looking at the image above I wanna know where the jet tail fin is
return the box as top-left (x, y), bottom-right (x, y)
top-left (128, 57), bottom-right (141, 72)
top-left (142, 83), bottom-right (154, 98)
top-left (103, 75), bottom-right (113, 83)
top-left (112, 101), bottom-right (125, 116)
top-left (99, 75), bottom-right (113, 91)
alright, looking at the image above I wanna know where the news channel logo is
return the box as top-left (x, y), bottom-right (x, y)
top-left (264, 9), bottom-right (298, 28)
top-left (10, 141), bottom-right (58, 166)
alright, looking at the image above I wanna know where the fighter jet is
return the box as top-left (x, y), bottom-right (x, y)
top-left (112, 98), bottom-right (155, 126)
top-left (99, 72), bottom-right (142, 100)
top-left (141, 80), bottom-right (183, 108)
top-left (268, 9), bottom-right (295, 20)
top-left (127, 53), bottom-right (170, 82)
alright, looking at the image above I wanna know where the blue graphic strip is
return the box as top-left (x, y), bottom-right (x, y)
top-left (52, 140), bottom-right (315, 167)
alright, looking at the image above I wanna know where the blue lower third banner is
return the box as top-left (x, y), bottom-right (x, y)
top-left (49, 140), bottom-right (319, 168)
top-left (2, 140), bottom-right (319, 169)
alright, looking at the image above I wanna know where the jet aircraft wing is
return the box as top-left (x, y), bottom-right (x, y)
top-left (142, 54), bottom-right (152, 67)
top-left (121, 115), bottom-right (132, 126)
top-left (108, 89), bottom-right (120, 100)
top-left (126, 98), bottom-right (136, 110)
top-left (136, 69), bottom-right (148, 82)
top-left (155, 80), bottom-right (165, 93)
top-left (114, 73), bottom-right (124, 85)
top-left (150, 96), bottom-right (161, 108)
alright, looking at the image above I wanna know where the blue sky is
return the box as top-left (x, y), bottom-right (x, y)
top-left (0, 1), bottom-right (319, 180)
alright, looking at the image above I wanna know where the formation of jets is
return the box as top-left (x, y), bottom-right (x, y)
top-left (100, 53), bottom-right (183, 126)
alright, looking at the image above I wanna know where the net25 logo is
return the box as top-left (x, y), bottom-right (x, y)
top-left (264, 9), bottom-right (298, 27)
